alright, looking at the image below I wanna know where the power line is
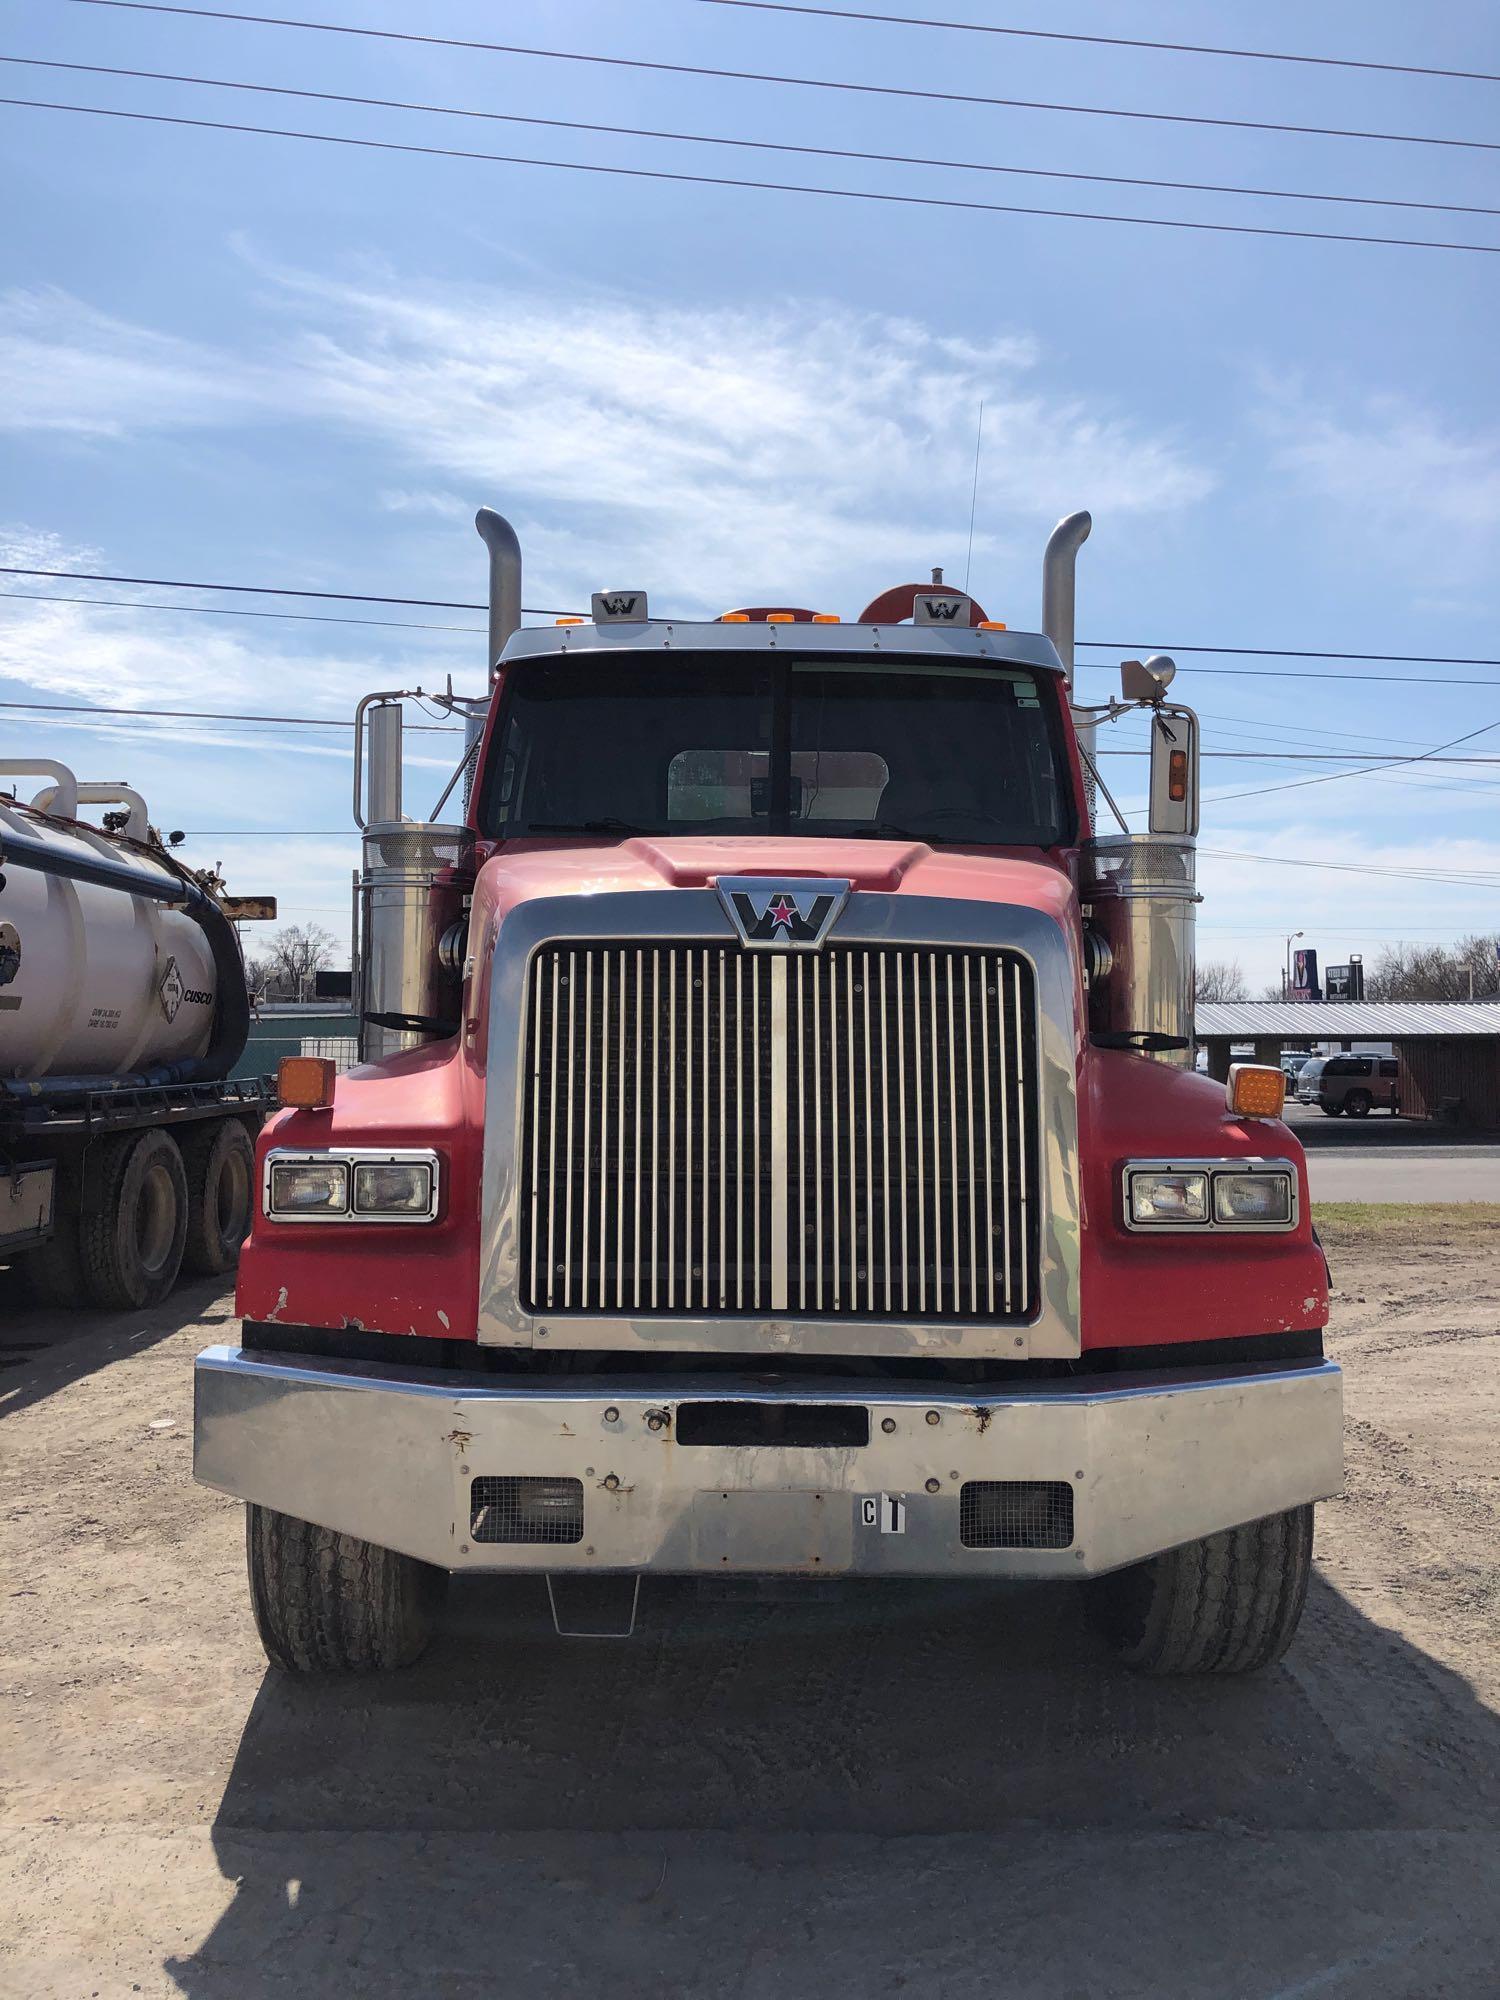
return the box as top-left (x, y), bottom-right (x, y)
top-left (8, 569), bottom-right (1500, 684)
top-left (1199, 846), bottom-right (1500, 887)
top-left (0, 564), bottom-right (554, 615)
top-left (1098, 750), bottom-right (1500, 765)
top-left (1078, 640), bottom-right (1500, 666)
top-left (0, 695), bottom-right (459, 731)
top-left (13, 96), bottom-right (1497, 257)
top-left (1204, 715), bottom-right (1500, 804)
top-left (0, 588), bottom-right (485, 634)
top-left (65, 3), bottom-right (1500, 155)
top-left (9, 54), bottom-right (1498, 220)
top-left (690, 0), bottom-right (1500, 85)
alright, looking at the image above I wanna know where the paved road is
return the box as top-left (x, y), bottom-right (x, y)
top-left (1307, 1149), bottom-right (1500, 1202)
top-left (1280, 1104), bottom-right (1500, 1202)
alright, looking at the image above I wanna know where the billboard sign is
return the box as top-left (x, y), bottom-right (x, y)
top-left (1324, 959), bottom-right (1365, 1003)
top-left (1289, 947), bottom-right (1321, 1002)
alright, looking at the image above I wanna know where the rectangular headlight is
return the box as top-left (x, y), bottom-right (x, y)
top-left (353, 1160), bottom-right (435, 1218)
top-left (1213, 1171), bottom-right (1293, 1224)
top-left (1128, 1171), bottom-right (1209, 1224)
top-left (268, 1159), bottom-right (349, 1216)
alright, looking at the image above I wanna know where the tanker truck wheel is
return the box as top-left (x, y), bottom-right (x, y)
top-left (79, 1128), bottom-right (189, 1310)
top-left (246, 1503), bottom-right (446, 1674)
top-left (180, 1119), bottom-right (255, 1276)
top-left (1090, 1504), bottom-right (1314, 1676)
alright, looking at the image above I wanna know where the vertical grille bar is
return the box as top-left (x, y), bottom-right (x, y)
top-left (529, 960), bottom-right (543, 1309)
top-left (521, 940), bottom-right (1035, 1324)
top-left (769, 956), bottom-right (789, 1311)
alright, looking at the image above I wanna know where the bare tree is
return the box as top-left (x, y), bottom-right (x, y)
top-left (1194, 959), bottom-right (1250, 1003)
top-left (250, 924), bottom-right (339, 1000)
top-left (1365, 935), bottom-right (1500, 1003)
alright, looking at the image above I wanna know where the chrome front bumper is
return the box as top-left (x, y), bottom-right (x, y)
top-left (194, 1347), bottom-right (1342, 1579)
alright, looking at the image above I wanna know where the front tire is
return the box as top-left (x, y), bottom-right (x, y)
top-left (246, 1504), bottom-right (446, 1674)
top-left (1344, 1089), bottom-right (1372, 1118)
top-left (1091, 1505), bottom-right (1314, 1676)
top-left (1320, 1103), bottom-right (1342, 1116)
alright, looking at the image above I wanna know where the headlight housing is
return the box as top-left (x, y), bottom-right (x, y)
top-left (264, 1149), bottom-right (441, 1223)
top-left (1213, 1170), bottom-right (1293, 1225)
top-left (353, 1160), bottom-right (435, 1217)
top-left (268, 1159), bottom-right (348, 1216)
top-left (1123, 1159), bottom-right (1296, 1233)
top-left (1129, 1171), bottom-right (1209, 1225)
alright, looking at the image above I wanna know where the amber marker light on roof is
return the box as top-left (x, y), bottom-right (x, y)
top-left (812, 613), bottom-right (840, 623)
top-left (721, 612), bottom-right (750, 622)
top-left (1226, 1063), bottom-right (1286, 1120)
top-left (766, 612), bottom-right (795, 623)
top-left (278, 1055), bottom-right (336, 1110)
top-left (979, 620), bottom-right (1008, 631)
top-left (555, 616), bottom-right (585, 625)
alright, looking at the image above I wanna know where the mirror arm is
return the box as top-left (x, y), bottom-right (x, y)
top-left (1076, 742), bottom-right (1131, 835)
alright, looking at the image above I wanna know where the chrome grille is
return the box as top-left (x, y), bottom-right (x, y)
top-left (520, 941), bottom-right (1037, 1321)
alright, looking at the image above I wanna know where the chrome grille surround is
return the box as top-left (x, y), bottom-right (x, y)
top-left (479, 888), bottom-right (1082, 1359)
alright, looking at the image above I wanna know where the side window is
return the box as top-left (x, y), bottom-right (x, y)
top-left (1381, 1057), bottom-right (1398, 1078)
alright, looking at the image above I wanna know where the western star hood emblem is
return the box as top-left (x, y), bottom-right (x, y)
top-left (715, 877), bottom-right (852, 949)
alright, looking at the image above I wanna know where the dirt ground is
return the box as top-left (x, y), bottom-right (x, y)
top-left (3, 1210), bottom-right (1498, 1999)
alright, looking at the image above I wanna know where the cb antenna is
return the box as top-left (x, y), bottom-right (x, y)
top-left (963, 398), bottom-right (985, 593)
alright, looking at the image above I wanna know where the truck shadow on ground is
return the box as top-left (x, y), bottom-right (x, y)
top-left (164, 1569), bottom-right (1500, 1998)
top-left (0, 1271), bottom-right (232, 1418)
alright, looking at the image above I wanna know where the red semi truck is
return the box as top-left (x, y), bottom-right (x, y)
top-left (195, 508), bottom-right (1341, 1674)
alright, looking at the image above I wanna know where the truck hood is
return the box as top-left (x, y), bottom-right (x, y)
top-left (474, 834), bottom-right (1077, 932)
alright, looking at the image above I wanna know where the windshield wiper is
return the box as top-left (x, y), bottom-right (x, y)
top-left (840, 821), bottom-right (928, 841)
top-left (515, 818), bottom-right (647, 835)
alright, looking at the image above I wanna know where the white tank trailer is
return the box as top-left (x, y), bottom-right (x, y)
top-left (0, 761), bottom-right (274, 1310)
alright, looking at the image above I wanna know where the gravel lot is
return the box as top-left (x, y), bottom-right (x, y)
top-left (3, 1210), bottom-right (1498, 1999)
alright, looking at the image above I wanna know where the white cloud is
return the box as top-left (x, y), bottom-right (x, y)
top-left (273, 275), bottom-right (1213, 611)
top-left (1258, 379), bottom-right (1500, 586)
top-left (0, 288), bottom-right (271, 438)
top-left (3, 274), bottom-right (1215, 613)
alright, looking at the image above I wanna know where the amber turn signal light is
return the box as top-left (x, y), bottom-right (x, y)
top-left (278, 1055), bottom-right (337, 1110)
top-left (1226, 1063), bottom-right (1285, 1120)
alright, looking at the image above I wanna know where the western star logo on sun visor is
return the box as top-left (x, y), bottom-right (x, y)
top-left (715, 877), bottom-right (852, 949)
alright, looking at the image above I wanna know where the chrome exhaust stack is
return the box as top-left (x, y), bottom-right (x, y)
top-left (351, 510), bottom-right (521, 1063)
top-left (475, 506), bottom-right (523, 682)
top-left (1041, 510), bottom-right (1091, 690)
top-left (1043, 510), bottom-right (1095, 830)
top-left (353, 690), bottom-right (472, 1064)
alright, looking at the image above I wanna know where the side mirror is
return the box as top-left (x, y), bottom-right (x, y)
top-left (1148, 705), bottom-right (1199, 835)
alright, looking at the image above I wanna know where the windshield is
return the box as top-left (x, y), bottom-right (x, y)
top-left (478, 652), bottom-right (1072, 845)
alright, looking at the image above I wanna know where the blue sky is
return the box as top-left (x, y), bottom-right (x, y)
top-left (3, 0), bottom-right (1498, 991)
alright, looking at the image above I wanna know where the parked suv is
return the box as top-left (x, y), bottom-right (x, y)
top-left (1295, 1053), bottom-right (1400, 1117)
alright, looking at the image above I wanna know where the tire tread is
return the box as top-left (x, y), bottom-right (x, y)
top-left (1096, 1504), bottom-right (1314, 1677)
top-left (246, 1504), bottom-right (443, 1674)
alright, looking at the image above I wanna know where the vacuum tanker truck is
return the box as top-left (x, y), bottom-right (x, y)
top-left (196, 508), bottom-right (1341, 1678)
top-left (0, 763), bottom-right (272, 1308)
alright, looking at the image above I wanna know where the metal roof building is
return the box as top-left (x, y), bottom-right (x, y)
top-left (1196, 1002), bottom-right (1500, 1041)
top-left (1194, 1002), bottom-right (1500, 1128)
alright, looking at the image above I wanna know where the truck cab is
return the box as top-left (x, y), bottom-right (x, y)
top-left (196, 512), bottom-right (1341, 1675)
